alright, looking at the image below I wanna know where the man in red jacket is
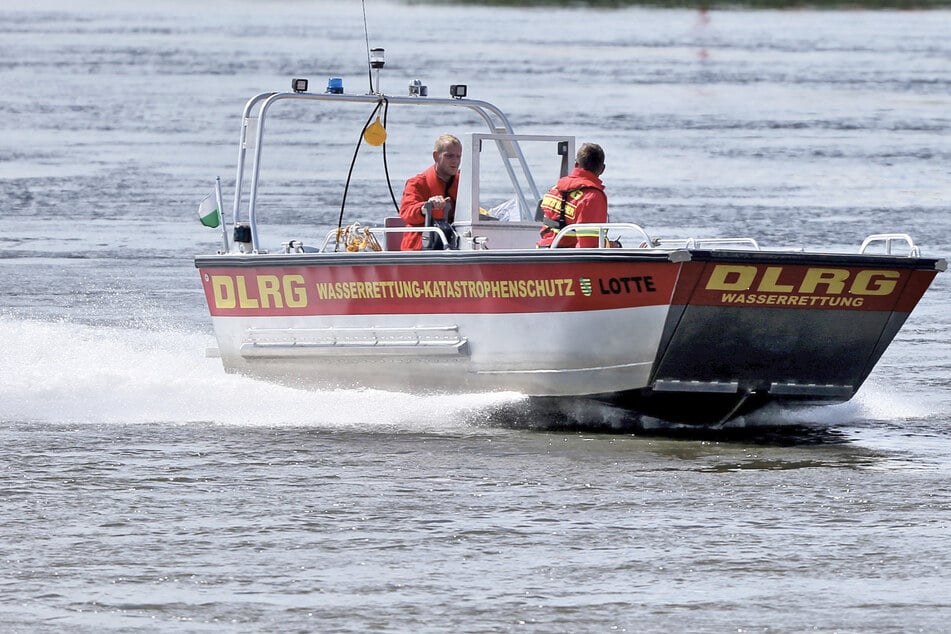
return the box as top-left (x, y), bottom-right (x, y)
top-left (536, 143), bottom-right (607, 248)
top-left (398, 134), bottom-right (462, 251)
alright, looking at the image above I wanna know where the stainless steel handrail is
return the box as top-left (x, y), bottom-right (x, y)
top-left (318, 226), bottom-right (450, 252)
top-left (548, 223), bottom-right (654, 249)
top-left (654, 237), bottom-right (761, 250)
top-left (859, 233), bottom-right (920, 257)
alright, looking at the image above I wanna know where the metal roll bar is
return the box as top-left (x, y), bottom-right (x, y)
top-left (231, 91), bottom-right (533, 252)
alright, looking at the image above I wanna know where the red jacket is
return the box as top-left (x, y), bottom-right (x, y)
top-left (398, 165), bottom-right (459, 251)
top-left (536, 167), bottom-right (607, 248)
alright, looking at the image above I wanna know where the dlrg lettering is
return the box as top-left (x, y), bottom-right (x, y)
top-left (209, 274), bottom-right (308, 309)
top-left (705, 265), bottom-right (900, 296)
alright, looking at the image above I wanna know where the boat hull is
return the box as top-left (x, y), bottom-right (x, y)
top-left (196, 249), bottom-right (942, 424)
top-left (197, 251), bottom-right (678, 395)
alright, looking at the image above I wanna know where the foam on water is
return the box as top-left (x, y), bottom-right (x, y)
top-left (3, 314), bottom-right (937, 435)
top-left (737, 384), bottom-right (936, 428)
top-left (0, 315), bottom-right (526, 432)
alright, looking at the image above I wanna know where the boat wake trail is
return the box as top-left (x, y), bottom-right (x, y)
top-left (2, 315), bottom-right (934, 438)
top-left (0, 316), bottom-right (522, 432)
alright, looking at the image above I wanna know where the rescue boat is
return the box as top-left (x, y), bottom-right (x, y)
top-left (194, 73), bottom-right (945, 425)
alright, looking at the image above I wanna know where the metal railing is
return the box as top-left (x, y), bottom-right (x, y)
top-left (654, 237), bottom-right (760, 251)
top-left (859, 233), bottom-right (920, 257)
top-left (548, 223), bottom-right (655, 249)
top-left (317, 225), bottom-right (451, 253)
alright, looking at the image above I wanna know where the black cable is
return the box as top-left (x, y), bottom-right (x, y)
top-left (336, 100), bottom-right (383, 251)
top-left (380, 98), bottom-right (400, 212)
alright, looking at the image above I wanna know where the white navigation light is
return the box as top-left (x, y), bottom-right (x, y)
top-left (450, 84), bottom-right (467, 99)
top-left (369, 48), bottom-right (385, 94)
top-left (292, 78), bottom-right (308, 93)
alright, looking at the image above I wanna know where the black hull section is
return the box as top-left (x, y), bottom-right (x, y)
top-left (642, 304), bottom-right (909, 418)
top-left (610, 249), bottom-right (943, 425)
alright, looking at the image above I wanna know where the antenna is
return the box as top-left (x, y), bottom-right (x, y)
top-left (362, 0), bottom-right (373, 92)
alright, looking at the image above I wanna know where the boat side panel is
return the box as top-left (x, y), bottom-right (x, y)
top-left (207, 306), bottom-right (670, 397)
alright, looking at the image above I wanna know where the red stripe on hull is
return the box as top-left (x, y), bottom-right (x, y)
top-left (198, 261), bottom-right (681, 317)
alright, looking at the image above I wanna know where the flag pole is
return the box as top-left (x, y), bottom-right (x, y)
top-left (215, 176), bottom-right (230, 253)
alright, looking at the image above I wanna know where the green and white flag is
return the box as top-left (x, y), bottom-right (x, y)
top-left (198, 191), bottom-right (220, 228)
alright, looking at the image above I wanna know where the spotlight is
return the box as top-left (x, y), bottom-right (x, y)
top-left (450, 84), bottom-right (467, 99)
top-left (291, 78), bottom-right (308, 93)
top-left (408, 79), bottom-right (428, 97)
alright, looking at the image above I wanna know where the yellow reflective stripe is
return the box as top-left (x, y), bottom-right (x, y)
top-left (540, 190), bottom-right (581, 220)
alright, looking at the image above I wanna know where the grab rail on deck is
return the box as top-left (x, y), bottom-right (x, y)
top-left (654, 237), bottom-right (761, 251)
top-left (548, 223), bottom-right (655, 249)
top-left (860, 233), bottom-right (920, 257)
top-left (317, 225), bottom-right (451, 253)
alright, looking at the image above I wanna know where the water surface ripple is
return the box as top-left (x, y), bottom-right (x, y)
top-left (2, 1), bottom-right (950, 631)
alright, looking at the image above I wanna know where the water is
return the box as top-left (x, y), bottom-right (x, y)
top-left (2, 0), bottom-right (951, 631)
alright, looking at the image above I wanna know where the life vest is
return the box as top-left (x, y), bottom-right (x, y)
top-left (399, 168), bottom-right (459, 251)
top-left (536, 167), bottom-right (607, 248)
top-left (536, 186), bottom-right (598, 245)
top-left (536, 187), bottom-right (591, 231)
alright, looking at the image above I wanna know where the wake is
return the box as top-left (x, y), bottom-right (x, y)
top-left (0, 316), bottom-right (521, 431)
top-left (1, 316), bottom-right (934, 435)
